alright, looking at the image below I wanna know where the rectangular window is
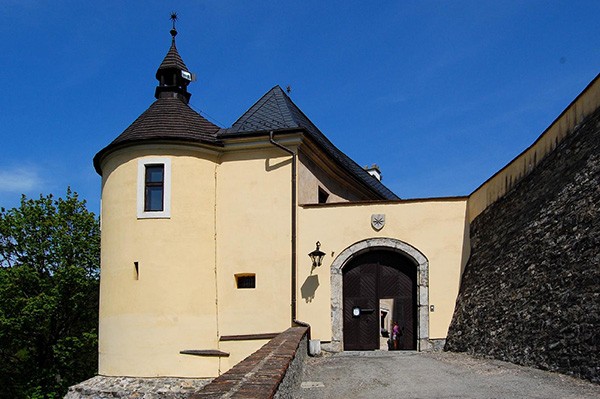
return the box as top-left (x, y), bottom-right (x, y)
top-left (144, 165), bottom-right (164, 211)
top-left (137, 158), bottom-right (171, 219)
top-left (236, 274), bottom-right (256, 289)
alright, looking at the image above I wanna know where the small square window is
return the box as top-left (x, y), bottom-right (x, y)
top-left (236, 274), bottom-right (256, 289)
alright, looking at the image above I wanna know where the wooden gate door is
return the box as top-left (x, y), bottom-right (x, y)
top-left (343, 251), bottom-right (416, 351)
top-left (379, 257), bottom-right (416, 350)
top-left (343, 260), bottom-right (379, 350)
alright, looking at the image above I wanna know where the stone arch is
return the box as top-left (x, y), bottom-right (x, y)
top-left (325, 237), bottom-right (430, 352)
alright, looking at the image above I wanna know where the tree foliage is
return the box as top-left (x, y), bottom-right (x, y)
top-left (0, 189), bottom-right (100, 399)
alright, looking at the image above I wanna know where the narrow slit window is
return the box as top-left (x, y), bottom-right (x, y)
top-left (236, 274), bottom-right (256, 289)
top-left (145, 165), bottom-right (164, 212)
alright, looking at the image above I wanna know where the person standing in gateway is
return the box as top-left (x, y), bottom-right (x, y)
top-left (392, 321), bottom-right (402, 350)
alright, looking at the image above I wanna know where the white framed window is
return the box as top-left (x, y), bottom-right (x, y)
top-left (137, 158), bottom-right (171, 219)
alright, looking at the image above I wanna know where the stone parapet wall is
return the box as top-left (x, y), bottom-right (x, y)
top-left (190, 326), bottom-right (309, 398)
top-left (468, 74), bottom-right (600, 222)
top-left (65, 327), bottom-right (309, 398)
top-left (446, 106), bottom-right (600, 383)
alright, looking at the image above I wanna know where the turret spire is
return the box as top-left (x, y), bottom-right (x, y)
top-left (170, 12), bottom-right (178, 43)
top-left (155, 12), bottom-right (193, 103)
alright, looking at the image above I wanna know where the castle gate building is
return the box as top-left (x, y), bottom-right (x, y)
top-left (92, 24), bottom-right (599, 379)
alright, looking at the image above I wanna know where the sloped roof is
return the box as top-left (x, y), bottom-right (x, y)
top-left (223, 86), bottom-right (303, 133)
top-left (156, 41), bottom-right (189, 78)
top-left (113, 97), bottom-right (219, 143)
top-left (93, 97), bottom-right (220, 173)
top-left (219, 86), bottom-right (399, 200)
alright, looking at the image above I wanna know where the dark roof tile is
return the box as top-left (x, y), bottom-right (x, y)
top-left (94, 97), bottom-right (220, 173)
top-left (219, 86), bottom-right (399, 200)
top-left (112, 97), bottom-right (219, 144)
top-left (156, 42), bottom-right (189, 77)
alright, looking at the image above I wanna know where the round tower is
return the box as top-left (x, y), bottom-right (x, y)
top-left (93, 20), bottom-right (223, 378)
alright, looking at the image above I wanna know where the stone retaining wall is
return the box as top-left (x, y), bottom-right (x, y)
top-left (65, 327), bottom-right (309, 398)
top-left (64, 376), bottom-right (212, 398)
top-left (189, 326), bottom-right (309, 398)
top-left (445, 106), bottom-right (600, 383)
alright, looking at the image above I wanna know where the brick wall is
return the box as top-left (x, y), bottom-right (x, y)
top-left (190, 326), bottom-right (309, 398)
top-left (445, 107), bottom-right (600, 383)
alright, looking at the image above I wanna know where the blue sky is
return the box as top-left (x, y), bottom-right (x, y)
top-left (1, 1), bottom-right (599, 214)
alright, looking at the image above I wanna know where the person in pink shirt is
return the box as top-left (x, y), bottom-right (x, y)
top-left (392, 321), bottom-right (401, 350)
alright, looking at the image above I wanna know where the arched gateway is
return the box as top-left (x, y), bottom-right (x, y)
top-left (327, 238), bottom-right (430, 352)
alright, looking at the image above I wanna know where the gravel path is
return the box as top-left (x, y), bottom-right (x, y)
top-left (293, 351), bottom-right (600, 399)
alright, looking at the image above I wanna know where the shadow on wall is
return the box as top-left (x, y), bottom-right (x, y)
top-left (265, 157), bottom-right (292, 172)
top-left (301, 275), bottom-right (319, 302)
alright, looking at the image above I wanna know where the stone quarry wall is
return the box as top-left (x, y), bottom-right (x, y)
top-left (445, 106), bottom-right (600, 383)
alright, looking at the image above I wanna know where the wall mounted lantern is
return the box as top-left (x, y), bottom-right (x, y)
top-left (308, 241), bottom-right (326, 267)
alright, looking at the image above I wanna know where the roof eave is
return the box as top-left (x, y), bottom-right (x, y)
top-left (93, 137), bottom-right (224, 176)
top-left (220, 126), bottom-right (398, 200)
top-left (217, 126), bottom-right (303, 139)
top-left (299, 133), bottom-right (399, 201)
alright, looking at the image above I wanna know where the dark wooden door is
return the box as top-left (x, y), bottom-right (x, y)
top-left (343, 261), bottom-right (379, 350)
top-left (343, 251), bottom-right (416, 351)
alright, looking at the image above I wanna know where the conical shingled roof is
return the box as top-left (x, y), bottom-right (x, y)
top-left (219, 86), bottom-right (399, 200)
top-left (94, 29), bottom-right (222, 175)
top-left (156, 41), bottom-right (190, 78)
top-left (111, 97), bottom-right (219, 144)
top-left (93, 97), bottom-right (221, 174)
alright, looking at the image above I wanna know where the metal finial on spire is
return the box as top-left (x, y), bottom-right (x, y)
top-left (170, 12), bottom-right (178, 41)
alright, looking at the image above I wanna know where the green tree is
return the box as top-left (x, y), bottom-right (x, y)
top-left (0, 189), bottom-right (100, 399)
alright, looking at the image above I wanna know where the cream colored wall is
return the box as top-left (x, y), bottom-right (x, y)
top-left (99, 145), bottom-right (220, 377)
top-left (218, 340), bottom-right (270, 372)
top-left (215, 148), bottom-right (294, 354)
top-left (98, 138), bottom-right (467, 378)
top-left (297, 199), bottom-right (468, 340)
top-left (297, 152), bottom-right (366, 204)
top-left (468, 75), bottom-right (600, 222)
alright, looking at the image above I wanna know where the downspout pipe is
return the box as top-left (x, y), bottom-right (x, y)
top-left (269, 133), bottom-right (317, 332)
top-left (269, 131), bottom-right (298, 323)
